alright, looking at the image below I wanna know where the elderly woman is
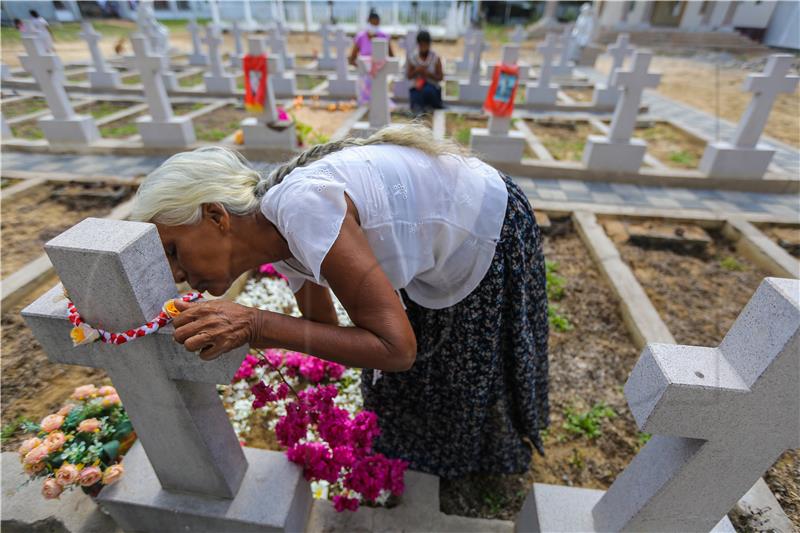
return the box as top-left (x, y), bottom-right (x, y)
top-left (131, 124), bottom-right (549, 480)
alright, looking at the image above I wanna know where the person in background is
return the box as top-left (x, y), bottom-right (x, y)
top-left (349, 8), bottom-right (394, 105)
top-left (14, 18), bottom-right (26, 32)
top-left (27, 9), bottom-right (54, 51)
top-left (406, 30), bottom-right (444, 116)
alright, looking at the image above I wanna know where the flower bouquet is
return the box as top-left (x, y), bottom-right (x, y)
top-left (17, 384), bottom-right (135, 500)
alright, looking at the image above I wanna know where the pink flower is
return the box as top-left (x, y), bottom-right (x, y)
top-left (78, 418), bottom-right (101, 433)
top-left (78, 465), bottom-right (103, 487)
top-left (43, 431), bottom-right (66, 453)
top-left (333, 495), bottom-right (360, 512)
top-left (101, 394), bottom-right (121, 407)
top-left (71, 384), bottom-right (98, 400)
top-left (98, 385), bottom-right (117, 396)
top-left (277, 106), bottom-right (290, 122)
top-left (56, 403), bottom-right (77, 417)
top-left (23, 445), bottom-right (50, 466)
top-left (55, 463), bottom-right (80, 486)
top-left (287, 442), bottom-right (339, 483)
top-left (40, 414), bottom-right (64, 433)
top-left (326, 362), bottom-right (346, 381)
top-left (263, 349), bottom-right (284, 369)
top-left (102, 464), bottom-right (124, 485)
top-left (258, 264), bottom-right (287, 280)
top-left (24, 460), bottom-right (47, 474)
top-left (300, 356), bottom-right (326, 383)
top-left (42, 477), bottom-right (63, 499)
top-left (18, 437), bottom-right (42, 460)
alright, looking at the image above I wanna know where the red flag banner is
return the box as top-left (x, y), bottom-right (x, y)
top-left (483, 63), bottom-right (520, 118)
top-left (243, 54), bottom-right (268, 113)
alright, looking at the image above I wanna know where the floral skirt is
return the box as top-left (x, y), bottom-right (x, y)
top-left (361, 173), bottom-right (549, 479)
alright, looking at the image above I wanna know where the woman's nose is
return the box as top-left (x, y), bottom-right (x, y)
top-left (170, 262), bottom-right (187, 284)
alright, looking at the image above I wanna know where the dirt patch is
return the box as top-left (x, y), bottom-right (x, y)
top-left (526, 119), bottom-right (596, 161)
top-left (1, 97), bottom-right (48, 118)
top-left (1, 278), bottom-right (112, 452)
top-left (563, 87), bottom-right (593, 103)
top-left (66, 70), bottom-right (88, 82)
top-left (121, 73), bottom-right (140, 85)
top-left (173, 102), bottom-right (207, 115)
top-left (0, 183), bottom-right (133, 277)
top-left (10, 119), bottom-right (44, 140)
top-left (77, 100), bottom-right (138, 120)
top-left (611, 216), bottom-right (798, 529)
top-left (759, 224), bottom-right (800, 258)
top-left (636, 121), bottom-right (706, 169)
top-left (99, 111), bottom-right (147, 138)
top-left (440, 218), bottom-right (642, 520)
top-left (290, 106), bottom-right (355, 141)
top-left (445, 114), bottom-right (488, 147)
top-left (178, 71), bottom-right (205, 88)
top-left (295, 74), bottom-right (327, 91)
top-left (194, 104), bottom-right (249, 142)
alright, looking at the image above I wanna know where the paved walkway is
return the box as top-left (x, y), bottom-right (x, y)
top-left (2, 152), bottom-right (797, 220)
top-left (578, 67), bottom-right (800, 177)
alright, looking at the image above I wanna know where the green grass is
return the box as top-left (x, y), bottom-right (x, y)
top-left (178, 71), bottom-right (205, 88)
top-left (122, 74), bottom-right (141, 85)
top-left (173, 102), bottom-right (206, 115)
top-left (295, 75), bottom-right (327, 91)
top-left (100, 122), bottom-right (139, 138)
top-left (291, 113), bottom-right (330, 147)
top-left (445, 80), bottom-right (458, 98)
top-left (196, 120), bottom-right (241, 142)
top-left (546, 260), bottom-right (566, 301)
top-left (1, 97), bottom-right (48, 118)
top-left (1, 21), bottom-right (133, 47)
top-left (455, 126), bottom-right (471, 145)
top-left (1, 416), bottom-right (33, 443)
top-left (548, 305), bottom-right (573, 332)
top-left (563, 403), bottom-right (616, 440)
top-left (482, 23), bottom-right (510, 44)
top-left (11, 122), bottom-right (44, 139)
top-left (159, 18), bottom-right (210, 29)
top-left (82, 100), bottom-right (133, 119)
top-left (669, 150), bottom-right (697, 166)
top-left (720, 256), bottom-right (745, 271)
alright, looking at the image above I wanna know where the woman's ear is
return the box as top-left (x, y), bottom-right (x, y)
top-left (202, 203), bottom-right (231, 232)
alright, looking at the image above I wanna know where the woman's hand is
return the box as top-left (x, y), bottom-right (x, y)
top-left (171, 299), bottom-right (259, 361)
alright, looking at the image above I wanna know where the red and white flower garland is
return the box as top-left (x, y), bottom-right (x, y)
top-left (67, 292), bottom-right (202, 347)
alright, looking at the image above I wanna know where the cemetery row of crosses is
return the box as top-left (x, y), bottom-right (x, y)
top-left (0, 1), bottom-right (798, 532)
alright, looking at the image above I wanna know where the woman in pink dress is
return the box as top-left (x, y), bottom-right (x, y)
top-left (348, 9), bottom-right (394, 105)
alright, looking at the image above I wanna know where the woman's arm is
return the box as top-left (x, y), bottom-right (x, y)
top-left (172, 200), bottom-right (417, 372)
top-left (295, 280), bottom-right (338, 326)
top-left (348, 43), bottom-right (359, 66)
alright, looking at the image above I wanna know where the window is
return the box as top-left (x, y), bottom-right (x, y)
top-left (177, 0), bottom-right (190, 9)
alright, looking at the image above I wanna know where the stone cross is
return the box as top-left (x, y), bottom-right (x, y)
top-left (595, 277), bottom-right (800, 531)
top-left (488, 45), bottom-right (519, 136)
top-left (458, 32), bottom-right (489, 102)
top-left (402, 28), bottom-right (418, 58)
top-left (21, 218), bottom-right (249, 499)
top-left (518, 277), bottom-right (799, 532)
top-left (208, 0), bottom-right (222, 28)
top-left (465, 31), bottom-right (486, 78)
top-left (553, 24), bottom-right (574, 76)
top-left (267, 24), bottom-right (295, 70)
top-left (318, 23), bottom-right (336, 70)
top-left (605, 33), bottom-right (633, 87)
top-left (19, 35), bottom-right (74, 121)
top-left (187, 19), bottom-right (209, 66)
top-left (80, 21), bottom-right (120, 89)
top-left (241, 0), bottom-right (257, 30)
top-left (455, 27), bottom-right (474, 73)
top-left (511, 25), bottom-right (525, 44)
top-left (358, 38), bottom-right (399, 128)
top-left (607, 51), bottom-right (660, 142)
top-left (230, 20), bottom-right (244, 70)
top-left (328, 28), bottom-right (357, 98)
top-left (730, 54), bottom-right (798, 148)
top-left (127, 34), bottom-right (173, 123)
top-left (203, 24), bottom-right (235, 95)
top-left (525, 32), bottom-right (561, 105)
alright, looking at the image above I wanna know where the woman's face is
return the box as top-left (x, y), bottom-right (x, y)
top-left (155, 204), bottom-right (235, 296)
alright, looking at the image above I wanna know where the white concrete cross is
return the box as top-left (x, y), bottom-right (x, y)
top-left (80, 21), bottom-right (120, 89)
top-left (605, 33), bottom-right (633, 87)
top-left (455, 27), bottom-right (474, 73)
top-left (607, 51), bottom-right (660, 142)
top-left (466, 31), bottom-right (487, 81)
top-left (525, 32), bottom-right (561, 105)
top-left (402, 28), bottom-right (418, 58)
top-left (241, 0), bottom-right (257, 31)
top-left (267, 24), bottom-right (295, 70)
top-left (230, 20), bottom-right (245, 70)
top-left (208, 0), bottom-right (222, 28)
top-left (203, 24), bottom-right (235, 94)
top-left (318, 23), bottom-right (336, 69)
top-left (127, 34), bottom-right (173, 123)
top-left (731, 54), bottom-right (798, 148)
top-left (358, 38), bottom-right (399, 128)
top-left (511, 25), bottom-right (526, 44)
top-left (19, 35), bottom-right (74, 121)
top-left (553, 24), bottom-right (574, 76)
top-left (21, 218), bottom-right (249, 499)
top-left (187, 19), bottom-right (209, 66)
top-left (488, 44), bottom-right (520, 136)
top-left (333, 28), bottom-right (351, 81)
top-left (594, 277), bottom-right (800, 531)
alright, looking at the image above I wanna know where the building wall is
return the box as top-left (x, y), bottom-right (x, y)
top-left (764, 0), bottom-right (800, 49)
top-left (732, 0), bottom-right (777, 28)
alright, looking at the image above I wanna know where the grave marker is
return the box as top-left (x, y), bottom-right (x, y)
top-left (470, 44), bottom-right (527, 163)
top-left (240, 36), bottom-right (297, 149)
top-left (230, 20), bottom-right (245, 71)
top-left (591, 33), bottom-right (633, 107)
top-left (511, 25), bottom-right (526, 44)
top-left (22, 218), bottom-right (311, 532)
top-left (267, 24), bottom-right (295, 70)
top-left (356, 38), bottom-right (399, 130)
top-left (517, 277), bottom-right (799, 532)
top-left (525, 33), bottom-right (561, 105)
top-left (700, 54), bottom-right (799, 179)
top-left (583, 51), bottom-right (660, 172)
top-left (552, 25), bottom-right (574, 77)
top-left (328, 28), bottom-right (358, 98)
top-left (455, 27), bottom-right (475, 74)
top-left (18, 35), bottom-right (99, 146)
top-left (203, 24), bottom-right (236, 95)
top-left (80, 22), bottom-right (121, 90)
top-left (458, 31), bottom-right (489, 103)
top-left (392, 28), bottom-right (418, 100)
top-left (187, 19), bottom-right (209, 66)
top-left (127, 34), bottom-right (195, 147)
top-left (266, 27), bottom-right (297, 97)
top-left (317, 23), bottom-right (337, 70)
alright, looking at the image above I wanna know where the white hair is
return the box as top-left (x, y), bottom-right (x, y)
top-left (131, 123), bottom-right (467, 226)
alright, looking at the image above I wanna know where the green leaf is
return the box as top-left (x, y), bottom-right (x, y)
top-left (101, 440), bottom-right (120, 462)
top-left (111, 420), bottom-right (133, 441)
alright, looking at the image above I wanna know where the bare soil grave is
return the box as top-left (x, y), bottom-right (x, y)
top-left (562, 87), bottom-right (593, 103)
top-left (1, 96), bottom-right (48, 118)
top-left (445, 113), bottom-right (535, 159)
top-left (0, 182), bottom-right (133, 277)
top-left (606, 216), bottom-right (799, 529)
top-left (193, 104), bottom-right (249, 142)
top-left (758, 223), bottom-right (800, 258)
top-left (440, 217), bottom-right (642, 520)
top-left (291, 105), bottom-right (356, 142)
top-left (635, 121), bottom-right (706, 169)
top-left (525, 119), bottom-right (595, 161)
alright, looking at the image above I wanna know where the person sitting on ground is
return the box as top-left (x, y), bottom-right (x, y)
top-left (405, 30), bottom-right (444, 115)
top-left (349, 8), bottom-right (394, 105)
top-left (130, 123), bottom-right (549, 482)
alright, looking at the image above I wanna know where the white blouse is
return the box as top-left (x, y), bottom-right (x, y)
top-left (259, 144), bottom-right (508, 310)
